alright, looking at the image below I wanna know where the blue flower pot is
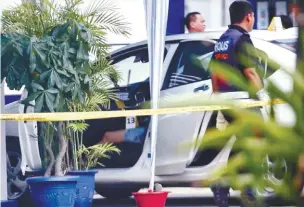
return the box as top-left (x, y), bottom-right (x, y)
top-left (26, 176), bottom-right (79, 207)
top-left (67, 170), bottom-right (98, 207)
top-left (0, 200), bottom-right (18, 207)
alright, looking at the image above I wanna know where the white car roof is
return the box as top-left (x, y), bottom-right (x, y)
top-left (250, 27), bottom-right (298, 41)
top-left (111, 28), bottom-right (298, 55)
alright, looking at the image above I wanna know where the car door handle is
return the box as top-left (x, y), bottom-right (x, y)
top-left (193, 85), bottom-right (209, 92)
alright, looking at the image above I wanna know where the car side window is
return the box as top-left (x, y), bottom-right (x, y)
top-left (111, 46), bottom-right (168, 87)
top-left (162, 41), bottom-right (214, 90)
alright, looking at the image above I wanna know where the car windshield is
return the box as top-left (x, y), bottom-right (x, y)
top-left (111, 47), bottom-right (168, 88)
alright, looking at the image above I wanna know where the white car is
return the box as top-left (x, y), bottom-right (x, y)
top-left (3, 29), bottom-right (297, 200)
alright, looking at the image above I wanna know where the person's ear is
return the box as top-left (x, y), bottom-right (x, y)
top-left (190, 21), bottom-right (195, 28)
top-left (248, 13), bottom-right (254, 22)
top-left (244, 14), bottom-right (249, 23)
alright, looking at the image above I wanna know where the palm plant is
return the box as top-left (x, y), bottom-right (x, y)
top-left (66, 91), bottom-right (121, 171)
top-left (2, 0), bottom-right (130, 55)
top-left (77, 143), bottom-right (120, 170)
top-left (1, 0), bottom-right (129, 176)
top-left (1, 0), bottom-right (127, 99)
top-left (67, 121), bottom-right (120, 171)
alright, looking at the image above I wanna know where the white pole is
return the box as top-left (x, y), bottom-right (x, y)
top-left (144, 0), bottom-right (169, 191)
top-left (0, 80), bottom-right (8, 201)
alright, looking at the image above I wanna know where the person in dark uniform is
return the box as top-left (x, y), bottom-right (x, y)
top-left (211, 1), bottom-right (263, 94)
top-left (209, 1), bottom-right (269, 206)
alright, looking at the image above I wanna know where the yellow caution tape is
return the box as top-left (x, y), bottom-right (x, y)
top-left (0, 99), bottom-right (285, 122)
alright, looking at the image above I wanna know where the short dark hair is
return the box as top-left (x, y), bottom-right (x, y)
top-left (279, 15), bottom-right (293, 29)
top-left (184, 12), bottom-right (201, 29)
top-left (229, 0), bottom-right (253, 24)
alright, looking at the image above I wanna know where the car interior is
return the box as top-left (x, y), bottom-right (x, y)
top-left (83, 41), bottom-right (223, 169)
top-left (81, 38), bottom-right (283, 169)
top-left (84, 49), bottom-right (153, 168)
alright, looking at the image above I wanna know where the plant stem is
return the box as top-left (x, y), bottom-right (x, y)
top-left (55, 121), bottom-right (67, 176)
top-left (80, 130), bottom-right (84, 170)
top-left (73, 131), bottom-right (78, 170)
top-left (86, 154), bottom-right (91, 171)
top-left (76, 130), bottom-right (80, 169)
top-left (66, 139), bottom-right (69, 171)
top-left (44, 142), bottom-right (55, 176)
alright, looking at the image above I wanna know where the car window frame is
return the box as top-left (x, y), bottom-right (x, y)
top-left (109, 45), bottom-right (169, 87)
top-left (161, 40), bottom-right (215, 90)
top-left (252, 38), bottom-right (296, 80)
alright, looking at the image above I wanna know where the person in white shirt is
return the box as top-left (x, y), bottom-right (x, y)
top-left (184, 12), bottom-right (206, 33)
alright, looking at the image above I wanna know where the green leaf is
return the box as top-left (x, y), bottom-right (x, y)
top-left (86, 1), bottom-right (131, 37)
top-left (50, 69), bottom-right (63, 89)
top-left (49, 70), bottom-right (56, 86)
top-left (62, 53), bottom-right (71, 70)
top-left (56, 68), bottom-right (70, 77)
top-left (67, 122), bottom-right (89, 133)
top-left (51, 21), bottom-right (70, 39)
top-left (79, 26), bottom-right (90, 42)
top-left (47, 88), bottom-right (59, 94)
top-left (72, 85), bottom-right (78, 100)
top-left (84, 75), bottom-right (90, 84)
top-left (35, 43), bottom-right (47, 63)
top-left (21, 72), bottom-right (30, 87)
top-left (54, 92), bottom-right (60, 109)
top-left (77, 90), bottom-right (85, 104)
top-left (29, 51), bottom-right (37, 73)
top-left (69, 48), bottom-right (77, 54)
top-left (21, 92), bottom-right (41, 105)
top-left (82, 62), bottom-right (91, 74)
top-left (35, 93), bottom-right (45, 112)
top-left (45, 92), bottom-right (55, 112)
top-left (54, 92), bottom-right (65, 111)
top-left (40, 70), bottom-right (52, 81)
top-left (74, 72), bottom-right (81, 85)
top-left (31, 82), bottom-right (44, 91)
top-left (76, 42), bottom-right (89, 61)
top-left (65, 82), bottom-right (75, 92)
top-left (54, 72), bottom-right (63, 89)
top-left (71, 21), bottom-right (78, 40)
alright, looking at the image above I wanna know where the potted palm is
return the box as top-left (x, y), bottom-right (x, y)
top-left (2, 0), bottom-right (129, 206)
top-left (65, 98), bottom-right (121, 207)
top-left (2, 19), bottom-right (121, 207)
top-left (1, 19), bottom-right (95, 206)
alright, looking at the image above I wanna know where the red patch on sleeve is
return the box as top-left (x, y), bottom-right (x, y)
top-left (215, 53), bottom-right (229, 60)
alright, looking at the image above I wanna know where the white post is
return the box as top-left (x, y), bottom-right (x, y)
top-left (0, 80), bottom-right (8, 201)
top-left (145, 0), bottom-right (169, 191)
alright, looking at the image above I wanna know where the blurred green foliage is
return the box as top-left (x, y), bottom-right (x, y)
top-left (192, 33), bottom-right (304, 203)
